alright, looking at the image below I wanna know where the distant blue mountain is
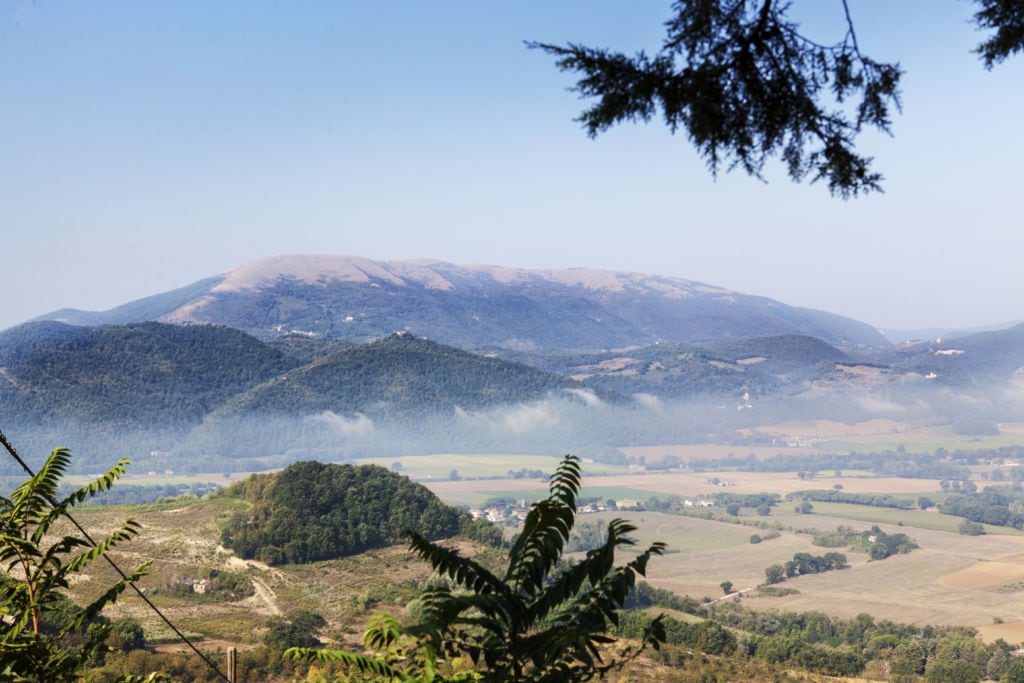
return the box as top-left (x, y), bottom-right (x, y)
top-left (29, 254), bottom-right (890, 352)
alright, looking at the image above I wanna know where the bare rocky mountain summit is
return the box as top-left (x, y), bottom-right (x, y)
top-left (34, 254), bottom-right (889, 352)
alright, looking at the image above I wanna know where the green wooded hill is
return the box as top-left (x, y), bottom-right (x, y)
top-left (0, 321), bottom-right (292, 426)
top-left (217, 332), bottom-right (602, 418)
top-left (265, 334), bottom-right (355, 365)
top-left (5, 318), bottom-right (1024, 473)
top-left (220, 460), bottom-right (488, 564)
top-left (874, 322), bottom-right (1024, 386)
top-left (0, 322), bottom-right (612, 470)
top-left (0, 324), bottom-right (593, 426)
top-left (540, 334), bottom-right (851, 400)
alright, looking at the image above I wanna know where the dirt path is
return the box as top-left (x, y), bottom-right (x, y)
top-left (247, 577), bottom-right (281, 616)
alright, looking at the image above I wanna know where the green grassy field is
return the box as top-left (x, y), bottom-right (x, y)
top-left (806, 501), bottom-right (1024, 535)
top-left (822, 430), bottom-right (1024, 454)
top-left (816, 469), bottom-right (877, 478)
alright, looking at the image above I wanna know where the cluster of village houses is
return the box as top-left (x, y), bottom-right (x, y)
top-left (469, 496), bottom-right (718, 525)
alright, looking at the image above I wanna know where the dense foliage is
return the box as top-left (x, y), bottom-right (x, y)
top-left (222, 333), bottom-right (595, 418)
top-left (687, 448), bottom-right (974, 480)
top-left (87, 482), bottom-right (222, 506)
top-left (220, 461), bottom-right (489, 564)
top-left (289, 455), bottom-right (667, 682)
top-left (812, 525), bottom-right (918, 560)
top-left (791, 488), bottom-right (917, 510)
top-left (0, 446), bottom-right (150, 681)
top-left (617, 611), bottom-right (736, 655)
top-left (940, 485), bottom-right (1024, 529)
top-left (0, 321), bottom-right (291, 426)
top-left (263, 610), bottom-right (327, 650)
top-left (563, 334), bottom-right (849, 400)
top-left (532, 0), bottom-right (903, 197)
top-left (764, 552), bottom-right (847, 585)
top-left (704, 602), bottom-right (1024, 682)
top-left (533, 1), bottom-right (1023, 197)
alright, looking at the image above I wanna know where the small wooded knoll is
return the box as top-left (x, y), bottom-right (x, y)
top-left (220, 461), bottom-right (490, 565)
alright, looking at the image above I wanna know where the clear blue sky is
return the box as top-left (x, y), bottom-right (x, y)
top-left (3, 1), bottom-right (1021, 332)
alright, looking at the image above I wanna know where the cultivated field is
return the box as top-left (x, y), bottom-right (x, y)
top-left (354, 453), bottom-right (630, 480)
top-left (56, 419), bottom-right (1024, 652)
top-left (567, 507), bottom-right (1024, 641)
top-left (425, 469), bottom-right (945, 508)
top-left (421, 440), bottom-right (1024, 643)
top-left (622, 419), bottom-right (1024, 462)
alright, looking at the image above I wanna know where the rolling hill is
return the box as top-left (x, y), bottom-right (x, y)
top-left (0, 321), bottom-right (292, 426)
top-left (218, 332), bottom-right (603, 418)
top-left (0, 322), bottom-right (614, 471)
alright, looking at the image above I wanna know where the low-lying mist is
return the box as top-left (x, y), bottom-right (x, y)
top-left (5, 379), bottom-right (1022, 477)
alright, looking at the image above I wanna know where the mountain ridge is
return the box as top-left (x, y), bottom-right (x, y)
top-left (28, 254), bottom-right (890, 352)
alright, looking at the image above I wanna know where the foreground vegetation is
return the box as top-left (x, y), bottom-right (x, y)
top-left (289, 454), bottom-right (667, 682)
top-left (16, 438), bottom-right (1024, 680)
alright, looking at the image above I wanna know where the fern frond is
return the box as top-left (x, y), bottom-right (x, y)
top-left (65, 520), bottom-right (142, 574)
top-left (523, 518), bottom-right (637, 627)
top-left (405, 531), bottom-right (507, 596)
top-left (547, 454), bottom-right (581, 509)
top-left (362, 611), bottom-right (406, 651)
top-left (505, 498), bottom-right (575, 598)
top-left (416, 587), bottom-right (515, 633)
top-left (60, 458), bottom-right (131, 508)
top-left (286, 647), bottom-right (408, 680)
top-left (14, 448), bottom-right (72, 504)
top-left (8, 448), bottom-right (74, 533)
top-left (62, 561), bottom-right (150, 637)
top-left (561, 539), bottom-right (667, 635)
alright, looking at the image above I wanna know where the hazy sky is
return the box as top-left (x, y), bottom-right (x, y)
top-left (3, 2), bottom-right (1022, 333)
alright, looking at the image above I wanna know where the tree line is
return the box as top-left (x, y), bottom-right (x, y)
top-left (790, 488), bottom-right (917, 510)
top-left (940, 484), bottom-right (1024, 530)
top-left (686, 448), bottom-right (973, 480)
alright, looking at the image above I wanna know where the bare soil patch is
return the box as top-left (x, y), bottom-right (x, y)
top-left (978, 621), bottom-right (1024, 644)
top-left (943, 560), bottom-right (1024, 590)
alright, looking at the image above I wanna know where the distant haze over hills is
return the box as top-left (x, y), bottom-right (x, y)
top-left (9, 254), bottom-right (1024, 475)
top-left (32, 254), bottom-right (889, 352)
top-left (881, 321), bottom-right (1024, 344)
top-left (3, 318), bottom-right (1024, 474)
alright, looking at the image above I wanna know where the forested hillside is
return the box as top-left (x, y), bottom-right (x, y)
top-left (544, 334), bottom-right (851, 399)
top-left (219, 461), bottom-right (494, 564)
top-left (0, 321), bottom-right (291, 426)
top-left (0, 323), bottom-right (603, 470)
top-left (878, 323), bottom-right (1024, 386)
top-left (218, 332), bottom-right (600, 417)
top-left (3, 317), bottom-right (1024, 474)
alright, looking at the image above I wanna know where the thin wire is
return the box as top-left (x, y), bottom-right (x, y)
top-left (0, 431), bottom-right (232, 683)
